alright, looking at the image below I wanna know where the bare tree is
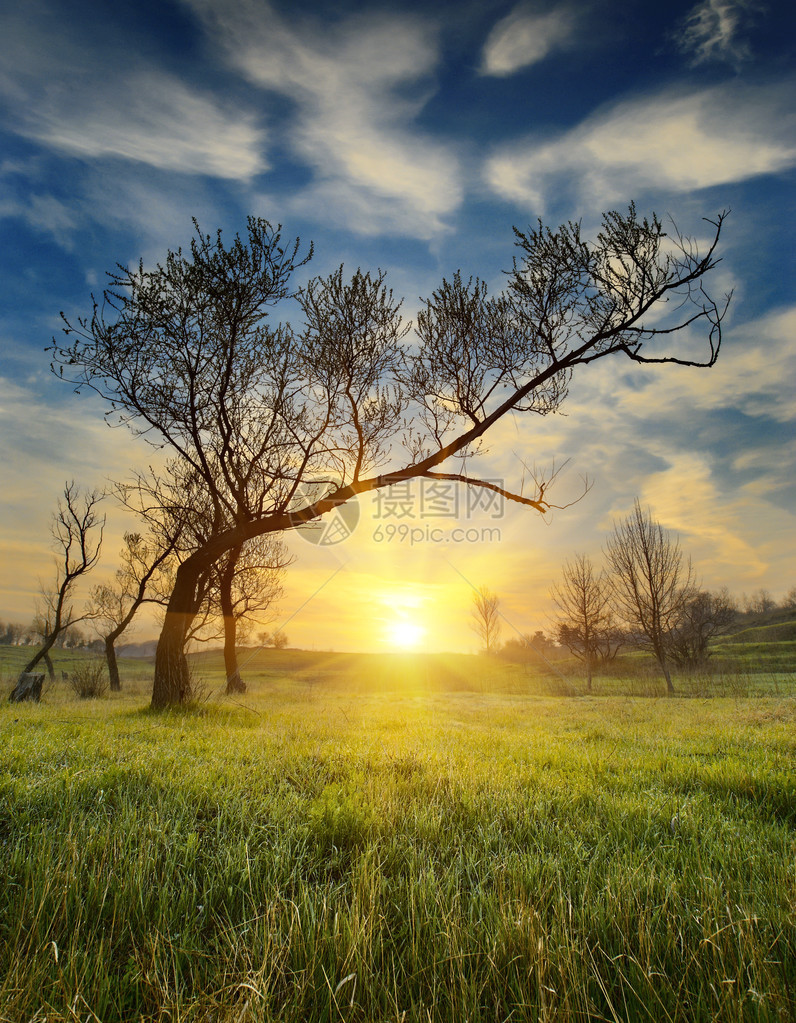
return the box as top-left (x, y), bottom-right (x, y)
top-left (744, 588), bottom-right (776, 615)
top-left (211, 535), bottom-right (291, 693)
top-left (551, 553), bottom-right (619, 690)
top-left (666, 587), bottom-right (737, 668)
top-left (88, 531), bottom-right (175, 692)
top-left (471, 586), bottom-right (502, 654)
top-left (51, 206), bottom-right (730, 707)
top-left (12, 483), bottom-right (104, 694)
top-left (605, 500), bottom-right (696, 694)
top-left (782, 586), bottom-right (796, 611)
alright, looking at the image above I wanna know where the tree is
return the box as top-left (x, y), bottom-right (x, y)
top-left (782, 586), bottom-right (796, 611)
top-left (51, 206), bottom-right (730, 707)
top-left (744, 588), bottom-right (776, 615)
top-left (206, 535), bottom-right (290, 693)
top-left (551, 553), bottom-right (619, 690)
top-left (666, 587), bottom-right (737, 668)
top-left (12, 483), bottom-right (104, 692)
top-left (471, 586), bottom-right (502, 654)
top-left (88, 531), bottom-right (175, 691)
top-left (604, 500), bottom-right (696, 694)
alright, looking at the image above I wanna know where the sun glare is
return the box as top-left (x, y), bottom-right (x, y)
top-left (386, 619), bottom-right (425, 650)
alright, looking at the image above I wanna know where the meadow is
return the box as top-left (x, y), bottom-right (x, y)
top-left (0, 646), bottom-right (794, 1022)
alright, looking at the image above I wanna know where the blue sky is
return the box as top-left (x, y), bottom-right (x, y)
top-left (1, 0), bottom-right (794, 651)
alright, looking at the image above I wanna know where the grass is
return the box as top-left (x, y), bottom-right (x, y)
top-left (0, 651), bottom-right (794, 1021)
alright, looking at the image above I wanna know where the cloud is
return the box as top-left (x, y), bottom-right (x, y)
top-left (182, 0), bottom-right (462, 237)
top-left (481, 4), bottom-right (575, 76)
top-left (614, 305), bottom-right (796, 425)
top-left (0, 3), bottom-right (265, 179)
top-left (485, 81), bottom-right (796, 210)
top-left (673, 0), bottom-right (761, 67)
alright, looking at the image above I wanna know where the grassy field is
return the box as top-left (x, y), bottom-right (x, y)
top-left (1, 648), bottom-right (794, 1022)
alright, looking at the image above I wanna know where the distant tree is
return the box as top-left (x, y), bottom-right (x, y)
top-left (52, 207), bottom-right (730, 707)
top-left (260, 629), bottom-right (289, 650)
top-left (471, 586), bottom-right (502, 654)
top-left (666, 588), bottom-right (737, 668)
top-left (88, 531), bottom-right (175, 692)
top-left (782, 586), bottom-right (796, 610)
top-left (744, 588), bottom-right (776, 615)
top-left (13, 483), bottom-right (104, 692)
top-left (0, 622), bottom-right (26, 645)
top-left (551, 553), bottom-right (619, 691)
top-left (605, 501), bottom-right (696, 694)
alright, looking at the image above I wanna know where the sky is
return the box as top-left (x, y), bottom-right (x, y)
top-left (1, 0), bottom-right (795, 654)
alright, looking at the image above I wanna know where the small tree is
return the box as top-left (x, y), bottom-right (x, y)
top-left (666, 587), bottom-right (737, 668)
top-left (12, 483), bottom-right (104, 693)
top-left (88, 531), bottom-right (175, 691)
top-left (782, 586), bottom-right (796, 611)
top-left (551, 553), bottom-right (619, 690)
top-left (211, 535), bottom-right (291, 693)
top-left (471, 586), bottom-right (502, 654)
top-left (744, 588), bottom-right (776, 615)
top-left (605, 500), bottom-right (696, 694)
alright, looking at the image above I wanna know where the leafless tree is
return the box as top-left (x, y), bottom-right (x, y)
top-left (743, 588), bottom-right (776, 615)
top-left (666, 587), bottom-right (737, 668)
top-left (471, 586), bottom-right (502, 654)
top-left (51, 206), bottom-right (730, 707)
top-left (782, 586), bottom-right (796, 611)
top-left (605, 500), bottom-right (696, 694)
top-left (208, 535), bottom-right (291, 693)
top-left (551, 553), bottom-right (620, 690)
top-left (88, 531), bottom-right (175, 691)
top-left (13, 483), bottom-right (104, 692)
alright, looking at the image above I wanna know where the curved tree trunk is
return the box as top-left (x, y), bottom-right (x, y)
top-left (151, 559), bottom-right (204, 709)
top-left (23, 634), bottom-right (57, 679)
top-left (105, 636), bottom-right (121, 692)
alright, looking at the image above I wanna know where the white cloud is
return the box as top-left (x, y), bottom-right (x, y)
top-left (674, 0), bottom-right (761, 67)
top-left (481, 4), bottom-right (575, 76)
top-left (486, 81), bottom-right (796, 210)
top-left (28, 72), bottom-right (265, 179)
top-left (0, 4), bottom-right (265, 179)
top-left (182, 0), bottom-right (462, 237)
top-left (614, 305), bottom-right (796, 425)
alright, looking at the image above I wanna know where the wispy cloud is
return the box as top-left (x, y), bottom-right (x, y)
top-left (481, 4), bottom-right (575, 76)
top-left (183, 0), bottom-right (462, 237)
top-left (485, 81), bottom-right (796, 210)
top-left (0, 3), bottom-right (265, 179)
top-left (673, 0), bottom-right (762, 67)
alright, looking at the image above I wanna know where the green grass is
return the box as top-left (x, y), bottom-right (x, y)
top-left (1, 655), bottom-right (795, 1021)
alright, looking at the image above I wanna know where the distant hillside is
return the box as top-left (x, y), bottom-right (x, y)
top-left (117, 640), bottom-right (158, 659)
top-left (724, 619), bottom-right (796, 645)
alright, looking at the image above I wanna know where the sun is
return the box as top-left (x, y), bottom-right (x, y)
top-left (386, 619), bottom-right (425, 650)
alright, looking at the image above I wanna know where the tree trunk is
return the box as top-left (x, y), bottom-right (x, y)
top-left (223, 614), bottom-right (245, 694)
top-left (656, 646), bottom-right (676, 695)
top-left (151, 559), bottom-right (203, 709)
top-left (23, 633), bottom-right (57, 678)
top-left (661, 660), bottom-right (675, 695)
top-left (105, 636), bottom-right (121, 692)
top-left (220, 547), bottom-right (245, 694)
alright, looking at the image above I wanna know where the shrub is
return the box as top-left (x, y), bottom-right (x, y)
top-left (66, 661), bottom-right (109, 699)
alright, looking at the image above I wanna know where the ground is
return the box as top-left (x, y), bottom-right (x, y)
top-left (0, 648), bottom-right (794, 1022)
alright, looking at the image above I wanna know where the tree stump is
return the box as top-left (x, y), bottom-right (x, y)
top-left (9, 672), bottom-right (45, 702)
